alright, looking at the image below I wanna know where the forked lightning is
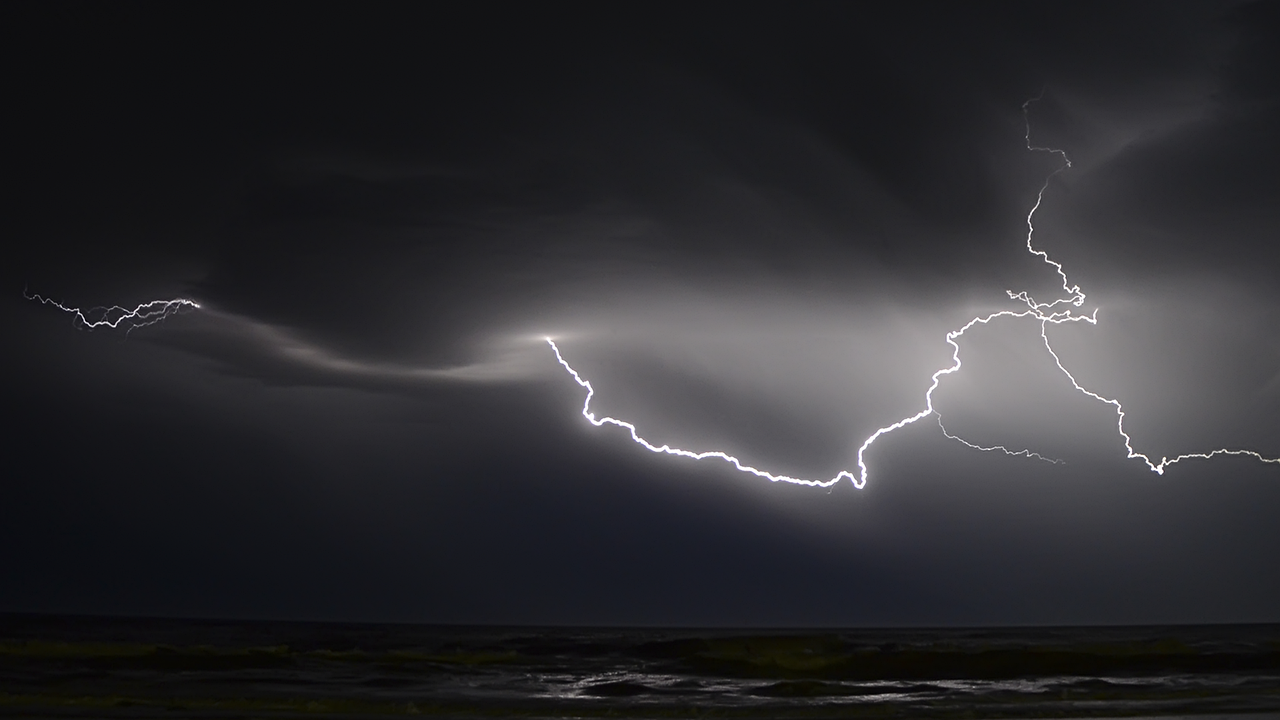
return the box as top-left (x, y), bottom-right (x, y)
top-left (547, 98), bottom-right (1278, 487)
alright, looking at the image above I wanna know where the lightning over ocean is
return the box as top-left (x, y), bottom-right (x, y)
top-left (12, 0), bottom-right (1280, 642)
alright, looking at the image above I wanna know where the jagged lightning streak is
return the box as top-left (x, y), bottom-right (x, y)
top-left (547, 338), bottom-right (854, 488)
top-left (24, 290), bottom-right (199, 332)
top-left (548, 96), bottom-right (1278, 487)
top-left (937, 416), bottom-right (1062, 465)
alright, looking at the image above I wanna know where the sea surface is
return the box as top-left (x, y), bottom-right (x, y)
top-left (1, 614), bottom-right (1278, 718)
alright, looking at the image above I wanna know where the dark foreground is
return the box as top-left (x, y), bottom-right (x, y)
top-left (1, 615), bottom-right (1278, 719)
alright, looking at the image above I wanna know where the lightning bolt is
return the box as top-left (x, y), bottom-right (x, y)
top-left (24, 290), bottom-right (199, 333)
top-left (548, 97), bottom-right (1279, 487)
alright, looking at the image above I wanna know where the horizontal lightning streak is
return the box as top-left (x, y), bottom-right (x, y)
top-left (25, 291), bottom-right (199, 333)
top-left (937, 412), bottom-right (1064, 465)
top-left (546, 96), bottom-right (1279, 487)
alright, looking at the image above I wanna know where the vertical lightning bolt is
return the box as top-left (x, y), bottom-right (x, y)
top-left (548, 97), bottom-right (1279, 487)
top-left (24, 290), bottom-right (200, 333)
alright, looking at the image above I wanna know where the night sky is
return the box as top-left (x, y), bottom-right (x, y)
top-left (6, 2), bottom-right (1279, 627)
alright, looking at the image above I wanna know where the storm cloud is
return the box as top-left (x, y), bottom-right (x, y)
top-left (6, 1), bottom-right (1279, 626)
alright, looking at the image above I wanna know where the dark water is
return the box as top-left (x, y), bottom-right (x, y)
top-left (1, 615), bottom-right (1278, 718)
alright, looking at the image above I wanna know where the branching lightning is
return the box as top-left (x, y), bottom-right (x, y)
top-left (25, 290), bottom-right (199, 333)
top-left (24, 100), bottom-right (1278, 486)
top-left (548, 97), bottom-right (1279, 487)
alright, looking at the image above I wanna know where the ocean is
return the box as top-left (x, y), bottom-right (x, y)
top-left (1, 614), bottom-right (1277, 718)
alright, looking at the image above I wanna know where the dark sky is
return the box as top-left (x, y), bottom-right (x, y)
top-left (6, 1), bottom-right (1279, 626)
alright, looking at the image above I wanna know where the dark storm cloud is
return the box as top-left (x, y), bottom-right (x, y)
top-left (5, 1), bottom-right (1279, 625)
